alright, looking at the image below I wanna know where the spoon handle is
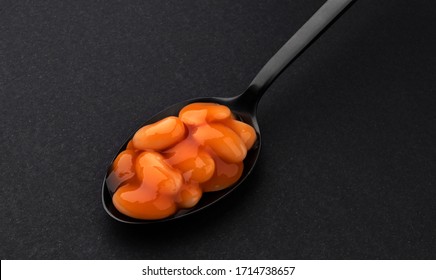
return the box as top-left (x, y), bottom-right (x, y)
top-left (246, 0), bottom-right (356, 100)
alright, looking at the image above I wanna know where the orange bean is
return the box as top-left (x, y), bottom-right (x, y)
top-left (201, 156), bottom-right (243, 192)
top-left (179, 103), bottom-right (231, 125)
top-left (126, 140), bottom-right (135, 150)
top-left (106, 150), bottom-right (136, 191)
top-left (224, 119), bottom-right (257, 149)
top-left (192, 123), bottom-right (247, 163)
top-left (113, 182), bottom-right (177, 220)
top-left (176, 183), bottom-right (202, 208)
top-left (163, 141), bottom-right (215, 183)
top-left (135, 151), bottom-right (183, 195)
top-left (176, 150), bottom-right (215, 183)
top-left (132, 116), bottom-right (186, 150)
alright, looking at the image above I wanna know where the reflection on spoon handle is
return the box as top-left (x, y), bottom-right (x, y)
top-left (247, 0), bottom-right (356, 100)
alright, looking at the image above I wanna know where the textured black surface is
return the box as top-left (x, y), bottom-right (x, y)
top-left (1, 0), bottom-right (436, 259)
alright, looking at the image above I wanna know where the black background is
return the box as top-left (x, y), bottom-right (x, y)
top-left (1, 0), bottom-right (435, 259)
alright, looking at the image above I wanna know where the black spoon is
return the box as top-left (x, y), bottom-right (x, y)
top-left (102, 0), bottom-right (356, 224)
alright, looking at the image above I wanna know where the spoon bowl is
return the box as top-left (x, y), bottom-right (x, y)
top-left (102, 93), bottom-right (261, 224)
top-left (102, 0), bottom-right (356, 223)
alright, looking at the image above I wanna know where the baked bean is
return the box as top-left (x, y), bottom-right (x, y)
top-left (179, 103), bottom-right (231, 125)
top-left (224, 119), bottom-right (257, 149)
top-left (193, 123), bottom-right (247, 163)
top-left (107, 150), bottom-right (136, 190)
top-left (112, 182), bottom-right (177, 220)
top-left (135, 151), bottom-right (183, 195)
top-left (133, 116), bottom-right (186, 150)
top-left (176, 183), bottom-right (202, 208)
top-left (200, 156), bottom-right (243, 192)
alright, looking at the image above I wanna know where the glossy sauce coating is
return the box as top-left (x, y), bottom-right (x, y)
top-left (107, 103), bottom-right (257, 220)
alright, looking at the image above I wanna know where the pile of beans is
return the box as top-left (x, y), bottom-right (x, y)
top-left (106, 103), bottom-right (257, 220)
